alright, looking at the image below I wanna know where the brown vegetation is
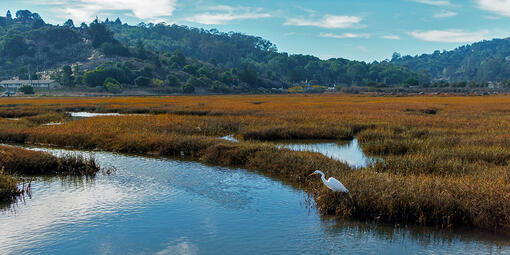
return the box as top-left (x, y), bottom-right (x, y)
top-left (0, 95), bottom-right (509, 233)
top-left (0, 145), bottom-right (101, 202)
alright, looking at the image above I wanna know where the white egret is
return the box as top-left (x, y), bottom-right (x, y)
top-left (309, 170), bottom-right (349, 193)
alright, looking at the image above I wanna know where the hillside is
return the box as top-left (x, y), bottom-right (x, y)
top-left (391, 38), bottom-right (510, 83)
top-left (2, 10), bottom-right (510, 94)
top-left (0, 10), bottom-right (424, 94)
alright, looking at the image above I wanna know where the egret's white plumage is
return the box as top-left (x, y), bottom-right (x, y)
top-left (310, 170), bottom-right (349, 193)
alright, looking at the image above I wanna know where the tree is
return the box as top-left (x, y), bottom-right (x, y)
top-left (221, 71), bottom-right (234, 85)
top-left (170, 50), bottom-right (186, 67)
top-left (2, 34), bottom-right (30, 58)
top-left (198, 67), bottom-right (211, 78)
top-left (185, 77), bottom-right (205, 88)
top-left (182, 83), bottom-right (195, 93)
top-left (88, 19), bottom-right (114, 48)
top-left (101, 42), bottom-right (130, 56)
top-left (6, 10), bottom-right (12, 19)
top-left (152, 78), bottom-right (164, 87)
top-left (239, 64), bottom-right (258, 85)
top-left (135, 39), bottom-right (146, 58)
top-left (183, 65), bottom-right (197, 75)
top-left (19, 84), bottom-right (34, 94)
top-left (104, 77), bottom-right (122, 93)
top-left (404, 78), bottom-right (419, 87)
top-left (83, 69), bottom-right (108, 87)
top-left (140, 65), bottom-right (153, 77)
top-left (62, 65), bottom-right (73, 86)
top-left (165, 74), bottom-right (180, 87)
top-left (135, 76), bottom-right (151, 87)
top-left (63, 19), bottom-right (75, 28)
top-left (15, 10), bottom-right (33, 21)
top-left (31, 18), bottom-right (45, 29)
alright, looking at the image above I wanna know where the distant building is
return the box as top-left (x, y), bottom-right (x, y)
top-left (0, 80), bottom-right (61, 91)
top-left (488, 81), bottom-right (501, 89)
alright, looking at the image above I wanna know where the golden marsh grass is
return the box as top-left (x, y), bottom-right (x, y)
top-left (0, 94), bottom-right (509, 233)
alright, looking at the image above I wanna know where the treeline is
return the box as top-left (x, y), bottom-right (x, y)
top-left (5, 10), bottom-right (510, 93)
top-left (0, 10), bottom-right (428, 94)
top-left (106, 20), bottom-right (421, 86)
top-left (391, 38), bottom-right (510, 82)
top-left (0, 10), bottom-right (91, 80)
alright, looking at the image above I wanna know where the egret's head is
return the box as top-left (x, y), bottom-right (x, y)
top-left (308, 170), bottom-right (322, 177)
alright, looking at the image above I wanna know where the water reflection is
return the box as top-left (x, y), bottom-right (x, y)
top-left (275, 138), bottom-right (374, 168)
top-left (218, 135), bottom-right (374, 168)
top-left (0, 147), bottom-right (508, 254)
top-left (220, 135), bottom-right (239, 143)
top-left (43, 122), bottom-right (63, 126)
top-left (67, 112), bottom-right (123, 118)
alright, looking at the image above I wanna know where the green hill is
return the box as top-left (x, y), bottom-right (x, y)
top-left (391, 38), bottom-right (510, 83)
top-left (4, 9), bottom-right (509, 93)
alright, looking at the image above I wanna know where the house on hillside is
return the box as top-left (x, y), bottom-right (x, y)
top-left (0, 80), bottom-right (61, 91)
top-left (488, 81), bottom-right (501, 89)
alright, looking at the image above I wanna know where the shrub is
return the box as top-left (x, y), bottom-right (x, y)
top-left (19, 84), bottom-right (34, 94)
top-left (135, 76), bottom-right (151, 87)
top-left (83, 69), bottom-right (108, 87)
top-left (104, 77), bottom-right (122, 93)
top-left (182, 84), bottom-right (195, 93)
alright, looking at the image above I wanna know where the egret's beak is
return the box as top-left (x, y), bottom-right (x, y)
top-left (308, 172), bottom-right (316, 177)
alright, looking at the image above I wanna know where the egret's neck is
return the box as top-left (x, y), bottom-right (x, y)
top-left (318, 171), bottom-right (327, 183)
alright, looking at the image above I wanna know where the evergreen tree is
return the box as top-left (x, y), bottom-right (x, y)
top-left (88, 19), bottom-right (114, 48)
top-left (63, 19), bottom-right (75, 28)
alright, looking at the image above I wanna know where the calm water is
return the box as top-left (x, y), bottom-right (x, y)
top-left (68, 112), bottom-right (124, 118)
top-left (218, 136), bottom-right (373, 168)
top-left (220, 135), bottom-right (239, 143)
top-left (1, 148), bottom-right (509, 255)
top-left (275, 139), bottom-right (374, 168)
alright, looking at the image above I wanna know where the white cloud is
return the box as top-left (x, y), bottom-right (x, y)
top-left (477, 0), bottom-right (510, 17)
top-left (380, 35), bottom-right (401, 40)
top-left (284, 15), bottom-right (362, 29)
top-left (36, 0), bottom-right (178, 23)
top-left (434, 10), bottom-right (457, 18)
top-left (320, 32), bottom-right (370, 39)
top-left (410, 0), bottom-right (452, 6)
top-left (408, 29), bottom-right (490, 43)
top-left (187, 6), bottom-right (270, 25)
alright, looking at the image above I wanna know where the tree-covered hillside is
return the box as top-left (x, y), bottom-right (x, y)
top-left (107, 20), bottom-right (420, 86)
top-left (0, 10), bottom-right (91, 80)
top-left (391, 38), bottom-right (510, 82)
top-left (5, 9), bottom-right (508, 94)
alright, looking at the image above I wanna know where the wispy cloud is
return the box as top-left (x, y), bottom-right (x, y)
top-left (31, 0), bottom-right (178, 23)
top-left (408, 29), bottom-right (490, 42)
top-left (410, 0), bottom-right (452, 6)
top-left (320, 32), bottom-right (370, 39)
top-left (380, 35), bottom-right (401, 40)
top-left (434, 10), bottom-right (457, 18)
top-left (187, 5), bottom-right (270, 25)
top-left (284, 15), bottom-right (363, 29)
top-left (477, 0), bottom-right (510, 17)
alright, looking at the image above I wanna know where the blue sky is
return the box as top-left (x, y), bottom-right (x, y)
top-left (2, 0), bottom-right (510, 61)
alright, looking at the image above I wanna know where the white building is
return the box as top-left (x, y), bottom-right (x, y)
top-left (0, 80), bottom-right (61, 91)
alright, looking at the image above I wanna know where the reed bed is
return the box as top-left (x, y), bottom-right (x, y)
top-left (0, 145), bottom-right (101, 202)
top-left (0, 171), bottom-right (21, 202)
top-left (0, 95), bottom-right (509, 233)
